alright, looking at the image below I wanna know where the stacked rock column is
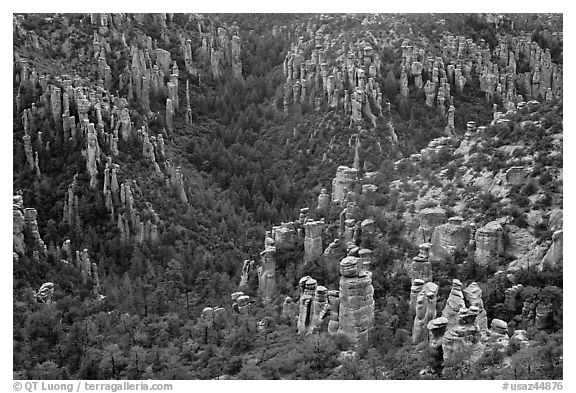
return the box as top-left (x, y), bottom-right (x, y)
top-left (337, 255), bottom-right (375, 346)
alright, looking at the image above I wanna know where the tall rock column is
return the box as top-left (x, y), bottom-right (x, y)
top-left (24, 208), bottom-right (47, 255)
top-left (257, 247), bottom-right (277, 304)
top-left (85, 124), bottom-right (101, 189)
top-left (239, 259), bottom-right (254, 291)
top-left (441, 279), bottom-right (465, 329)
top-left (410, 243), bottom-right (433, 283)
top-left (13, 196), bottom-right (25, 257)
top-left (424, 80), bottom-right (436, 107)
top-left (304, 220), bottom-right (324, 264)
top-left (412, 282), bottom-right (439, 344)
top-left (316, 188), bottom-right (330, 214)
top-left (338, 256), bottom-right (375, 346)
top-left (297, 277), bottom-right (317, 334)
top-left (165, 98), bottom-right (174, 135)
top-left (327, 290), bottom-right (340, 334)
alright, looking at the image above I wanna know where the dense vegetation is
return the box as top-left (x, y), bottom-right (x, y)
top-left (13, 13), bottom-right (562, 379)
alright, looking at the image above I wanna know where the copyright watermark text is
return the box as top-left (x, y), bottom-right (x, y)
top-left (13, 381), bottom-right (173, 392)
top-left (502, 381), bottom-right (563, 391)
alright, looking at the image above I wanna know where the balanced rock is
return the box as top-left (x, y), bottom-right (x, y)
top-left (427, 316), bottom-right (448, 357)
top-left (487, 319), bottom-right (509, 352)
top-left (410, 243), bottom-right (433, 283)
top-left (441, 279), bottom-right (465, 329)
top-left (410, 279), bottom-right (426, 311)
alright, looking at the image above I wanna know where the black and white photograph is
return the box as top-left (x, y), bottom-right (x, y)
top-left (10, 9), bottom-right (566, 386)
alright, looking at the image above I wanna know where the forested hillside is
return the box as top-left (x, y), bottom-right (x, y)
top-left (13, 13), bottom-right (562, 380)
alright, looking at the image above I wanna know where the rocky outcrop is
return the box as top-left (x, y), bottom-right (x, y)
top-left (505, 166), bottom-right (530, 186)
top-left (304, 220), bottom-right (324, 263)
top-left (427, 317), bottom-right (448, 357)
top-left (239, 259), bottom-right (254, 290)
top-left (324, 239), bottom-right (345, 276)
top-left (165, 98), bottom-right (174, 134)
top-left (474, 221), bottom-right (504, 266)
top-left (441, 279), bottom-right (465, 329)
top-left (410, 279), bottom-right (426, 311)
top-left (232, 292), bottom-right (252, 315)
top-left (338, 256), bottom-right (375, 345)
top-left (282, 296), bottom-right (299, 324)
top-left (297, 276), bottom-right (317, 334)
top-left (13, 196), bottom-right (26, 257)
top-left (503, 225), bottom-right (537, 260)
top-left (316, 188), bottom-right (330, 213)
top-left (444, 105), bottom-right (456, 137)
top-left (415, 207), bottom-right (447, 244)
top-left (410, 243), bottom-right (433, 283)
top-left (463, 282), bottom-right (487, 331)
top-left (327, 290), bottom-right (340, 334)
top-left (429, 216), bottom-right (470, 263)
top-left (35, 282), bottom-right (55, 304)
top-left (200, 306), bottom-right (227, 329)
top-left (442, 307), bottom-right (484, 367)
top-left (541, 229), bottom-right (562, 270)
top-left (257, 247), bottom-right (276, 304)
top-left (331, 166), bottom-right (358, 204)
top-left (24, 208), bottom-right (47, 255)
top-left (85, 123), bottom-right (101, 188)
top-left (486, 319), bottom-right (509, 352)
top-left (412, 282), bottom-right (439, 344)
top-left (548, 209), bottom-right (563, 232)
top-left (272, 222), bottom-right (297, 250)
